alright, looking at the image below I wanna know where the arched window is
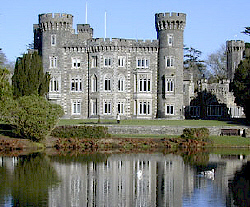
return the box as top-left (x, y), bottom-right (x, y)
top-left (118, 75), bottom-right (125, 92)
top-left (49, 56), bottom-right (57, 68)
top-left (51, 34), bottom-right (56, 46)
top-left (91, 74), bottom-right (97, 92)
top-left (104, 74), bottom-right (111, 91)
top-left (49, 76), bottom-right (60, 92)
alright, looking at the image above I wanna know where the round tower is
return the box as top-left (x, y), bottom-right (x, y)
top-left (33, 13), bottom-right (74, 72)
top-left (155, 12), bottom-right (186, 119)
top-left (226, 40), bottom-right (245, 81)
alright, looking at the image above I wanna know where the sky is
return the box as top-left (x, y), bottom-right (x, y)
top-left (1, 0), bottom-right (250, 62)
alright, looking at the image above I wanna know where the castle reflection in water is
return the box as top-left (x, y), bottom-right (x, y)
top-left (46, 153), bottom-right (247, 207)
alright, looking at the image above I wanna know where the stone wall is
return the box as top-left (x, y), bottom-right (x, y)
top-left (104, 125), bottom-right (248, 136)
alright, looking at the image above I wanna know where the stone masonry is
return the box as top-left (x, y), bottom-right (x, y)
top-left (33, 12), bottom-right (245, 120)
top-left (33, 12), bottom-right (185, 120)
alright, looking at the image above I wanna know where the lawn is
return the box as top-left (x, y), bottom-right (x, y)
top-left (209, 135), bottom-right (250, 147)
top-left (58, 119), bottom-right (244, 127)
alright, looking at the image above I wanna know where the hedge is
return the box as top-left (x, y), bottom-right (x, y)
top-left (51, 125), bottom-right (111, 139)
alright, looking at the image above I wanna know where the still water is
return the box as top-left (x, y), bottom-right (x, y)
top-left (0, 151), bottom-right (249, 207)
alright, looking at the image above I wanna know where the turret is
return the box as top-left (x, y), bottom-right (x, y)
top-left (33, 13), bottom-right (75, 74)
top-left (38, 13), bottom-right (73, 32)
top-left (226, 40), bottom-right (245, 81)
top-left (77, 24), bottom-right (93, 39)
top-left (155, 12), bottom-right (186, 119)
top-left (33, 13), bottom-right (74, 54)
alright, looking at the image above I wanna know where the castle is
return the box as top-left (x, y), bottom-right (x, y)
top-left (33, 12), bottom-right (245, 120)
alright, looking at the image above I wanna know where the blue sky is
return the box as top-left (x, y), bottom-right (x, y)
top-left (1, 0), bottom-right (250, 62)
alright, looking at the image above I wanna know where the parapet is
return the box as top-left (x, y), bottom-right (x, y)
top-left (155, 12), bottom-right (186, 31)
top-left (155, 12), bottom-right (186, 19)
top-left (87, 38), bottom-right (158, 52)
top-left (39, 13), bottom-right (73, 23)
top-left (226, 40), bottom-right (245, 52)
top-left (226, 40), bottom-right (245, 47)
top-left (38, 13), bottom-right (73, 31)
top-left (77, 24), bottom-right (93, 39)
top-left (89, 38), bottom-right (158, 46)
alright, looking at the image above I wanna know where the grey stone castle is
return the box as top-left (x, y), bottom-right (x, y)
top-left (33, 12), bottom-right (245, 120)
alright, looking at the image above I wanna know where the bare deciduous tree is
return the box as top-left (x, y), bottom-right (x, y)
top-left (206, 44), bottom-right (227, 81)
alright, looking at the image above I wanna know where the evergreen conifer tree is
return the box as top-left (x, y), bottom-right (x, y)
top-left (231, 57), bottom-right (250, 121)
top-left (12, 51), bottom-right (49, 98)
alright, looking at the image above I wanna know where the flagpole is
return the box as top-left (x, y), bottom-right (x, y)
top-left (85, 2), bottom-right (88, 24)
top-left (105, 11), bottom-right (107, 38)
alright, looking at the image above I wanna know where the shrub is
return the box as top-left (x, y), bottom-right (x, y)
top-left (13, 95), bottom-right (64, 142)
top-left (181, 128), bottom-right (210, 140)
top-left (51, 125), bottom-right (111, 139)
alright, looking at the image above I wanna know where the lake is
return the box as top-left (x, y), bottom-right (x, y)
top-left (0, 150), bottom-right (249, 207)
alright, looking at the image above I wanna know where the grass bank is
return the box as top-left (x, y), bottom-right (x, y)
top-left (112, 134), bottom-right (250, 147)
top-left (208, 135), bottom-right (250, 148)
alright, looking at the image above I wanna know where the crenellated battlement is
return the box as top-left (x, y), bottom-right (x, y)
top-left (38, 13), bottom-right (73, 31)
top-left (155, 12), bottom-right (186, 31)
top-left (156, 12), bottom-right (186, 18)
top-left (39, 13), bottom-right (73, 20)
top-left (85, 38), bottom-right (158, 53)
top-left (226, 40), bottom-right (245, 53)
top-left (77, 24), bottom-right (93, 34)
top-left (88, 38), bottom-right (158, 45)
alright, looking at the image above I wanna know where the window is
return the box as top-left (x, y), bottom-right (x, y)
top-left (189, 106), bottom-right (200, 118)
top-left (49, 56), bottom-right (57, 68)
top-left (103, 100), bottom-right (111, 115)
top-left (139, 78), bottom-right (151, 92)
top-left (104, 75), bottom-right (111, 91)
top-left (134, 100), bottom-right (137, 115)
top-left (166, 78), bottom-right (174, 92)
top-left (117, 101), bottom-right (124, 114)
top-left (92, 56), bottom-right (97, 68)
top-left (207, 105), bottom-right (222, 116)
top-left (51, 35), bottom-right (56, 46)
top-left (104, 57), bottom-right (112, 67)
top-left (166, 56), bottom-right (174, 68)
top-left (118, 57), bottom-right (125, 67)
top-left (72, 58), bottom-right (81, 68)
top-left (167, 34), bottom-right (173, 46)
top-left (91, 75), bottom-right (97, 92)
top-left (136, 58), bottom-right (149, 68)
top-left (139, 101), bottom-right (151, 115)
top-left (166, 105), bottom-right (174, 115)
top-left (49, 77), bottom-right (59, 92)
top-left (91, 99), bottom-right (97, 115)
top-left (71, 78), bottom-right (82, 92)
top-left (118, 76), bottom-right (125, 92)
top-left (72, 100), bottom-right (81, 115)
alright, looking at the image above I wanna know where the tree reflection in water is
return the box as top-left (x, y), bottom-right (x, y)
top-left (11, 153), bottom-right (59, 206)
top-left (229, 161), bottom-right (250, 207)
top-left (179, 149), bottom-right (210, 166)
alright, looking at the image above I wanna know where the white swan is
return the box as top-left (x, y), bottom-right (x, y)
top-left (137, 170), bottom-right (143, 180)
top-left (201, 169), bottom-right (215, 180)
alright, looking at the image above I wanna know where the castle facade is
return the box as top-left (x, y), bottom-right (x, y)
top-left (33, 12), bottom-right (244, 120)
